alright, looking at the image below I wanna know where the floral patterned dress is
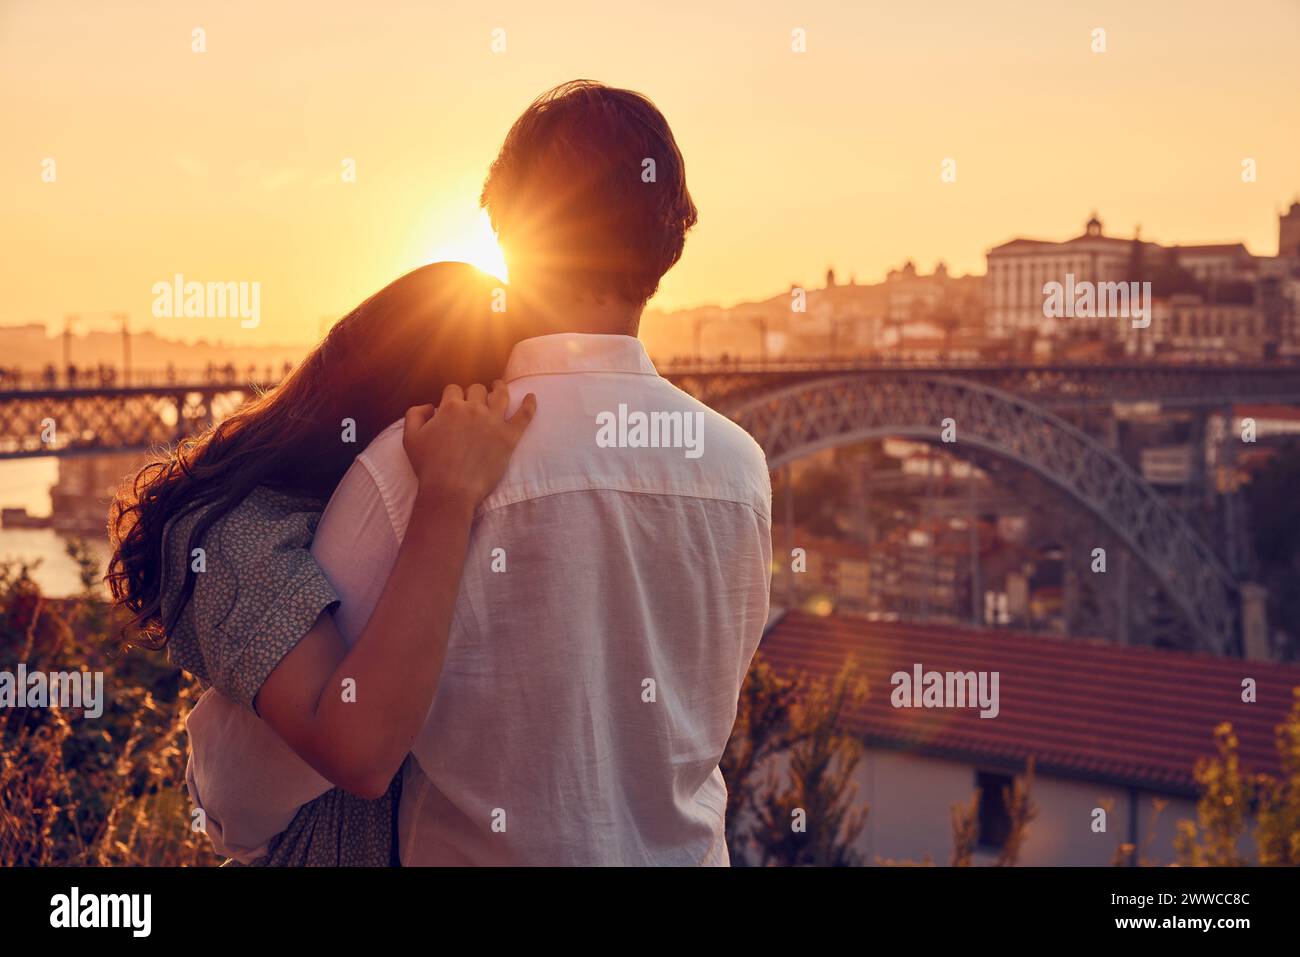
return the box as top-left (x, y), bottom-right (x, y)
top-left (160, 486), bottom-right (399, 866)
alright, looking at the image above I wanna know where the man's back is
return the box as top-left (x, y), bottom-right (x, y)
top-left (314, 333), bottom-right (772, 865)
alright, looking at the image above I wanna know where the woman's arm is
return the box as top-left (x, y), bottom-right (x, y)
top-left (255, 381), bottom-right (535, 798)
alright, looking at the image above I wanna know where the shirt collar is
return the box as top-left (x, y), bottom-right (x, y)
top-left (503, 333), bottom-right (659, 381)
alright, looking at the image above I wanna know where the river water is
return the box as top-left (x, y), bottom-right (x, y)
top-left (0, 458), bottom-right (111, 597)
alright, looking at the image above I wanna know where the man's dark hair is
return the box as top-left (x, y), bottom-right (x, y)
top-left (481, 79), bottom-right (698, 305)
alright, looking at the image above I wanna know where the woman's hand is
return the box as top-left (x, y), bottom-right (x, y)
top-left (402, 380), bottom-right (537, 511)
top-left (260, 379), bottom-right (535, 799)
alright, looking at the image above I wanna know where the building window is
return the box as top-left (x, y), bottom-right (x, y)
top-left (976, 770), bottom-right (1014, 849)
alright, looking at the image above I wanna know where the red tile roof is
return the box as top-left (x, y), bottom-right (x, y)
top-left (1234, 403), bottom-right (1300, 422)
top-left (760, 611), bottom-right (1300, 797)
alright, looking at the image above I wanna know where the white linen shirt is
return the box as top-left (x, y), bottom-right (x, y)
top-left (186, 333), bottom-right (772, 865)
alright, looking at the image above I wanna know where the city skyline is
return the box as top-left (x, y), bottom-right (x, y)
top-left (2, 201), bottom-right (1296, 349)
top-left (4, 0), bottom-right (1299, 343)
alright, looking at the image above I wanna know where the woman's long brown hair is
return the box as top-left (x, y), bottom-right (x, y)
top-left (107, 261), bottom-right (522, 649)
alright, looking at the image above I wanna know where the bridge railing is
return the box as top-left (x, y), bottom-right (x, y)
top-left (6, 356), bottom-right (1297, 393)
top-left (658, 355), bottom-right (1300, 374)
top-left (0, 366), bottom-right (292, 393)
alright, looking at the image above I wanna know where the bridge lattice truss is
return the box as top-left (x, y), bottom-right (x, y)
top-left (0, 386), bottom-right (261, 459)
top-left (722, 375), bottom-right (1239, 655)
top-left (666, 362), bottom-right (1300, 411)
top-left (0, 371), bottom-right (1250, 653)
top-left (6, 363), bottom-right (1300, 458)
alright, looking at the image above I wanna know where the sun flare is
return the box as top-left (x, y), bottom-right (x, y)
top-left (427, 208), bottom-right (509, 282)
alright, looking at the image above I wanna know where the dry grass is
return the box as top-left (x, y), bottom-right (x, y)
top-left (0, 561), bottom-right (219, 866)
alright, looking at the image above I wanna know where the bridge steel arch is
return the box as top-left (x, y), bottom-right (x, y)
top-left (725, 374), bottom-right (1239, 655)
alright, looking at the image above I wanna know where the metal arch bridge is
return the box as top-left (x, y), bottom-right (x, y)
top-left (4, 360), bottom-right (1300, 460)
top-left (664, 359), bottom-right (1300, 411)
top-left (0, 362), bottom-right (1292, 655)
top-left (0, 381), bottom-right (271, 459)
top-left (723, 374), bottom-right (1241, 656)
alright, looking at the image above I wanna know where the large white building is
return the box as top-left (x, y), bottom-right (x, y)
top-left (986, 215), bottom-right (1133, 339)
top-left (984, 211), bottom-right (1297, 345)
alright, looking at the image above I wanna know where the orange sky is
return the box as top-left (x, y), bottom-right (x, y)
top-left (2, 0), bottom-right (1298, 345)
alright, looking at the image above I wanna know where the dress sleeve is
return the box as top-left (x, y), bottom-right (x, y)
top-left (174, 491), bottom-right (341, 712)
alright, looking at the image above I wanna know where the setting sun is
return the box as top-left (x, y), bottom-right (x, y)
top-left (426, 208), bottom-right (509, 283)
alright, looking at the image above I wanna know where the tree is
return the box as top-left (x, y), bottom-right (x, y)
top-left (1253, 689), bottom-right (1300, 866)
top-left (719, 655), bottom-right (802, 855)
top-left (949, 792), bottom-right (979, 866)
top-left (1173, 723), bottom-right (1252, 866)
top-left (727, 656), bottom-right (869, 866)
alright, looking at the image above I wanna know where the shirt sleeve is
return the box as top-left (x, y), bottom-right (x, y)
top-left (310, 454), bottom-right (404, 648)
top-left (181, 495), bottom-right (341, 711)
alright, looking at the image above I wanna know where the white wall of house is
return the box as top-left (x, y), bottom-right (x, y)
top-left (852, 747), bottom-right (1211, 866)
top-left (856, 749), bottom-right (968, 864)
